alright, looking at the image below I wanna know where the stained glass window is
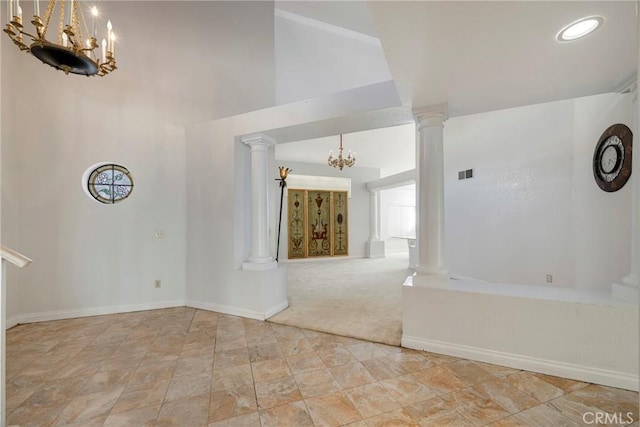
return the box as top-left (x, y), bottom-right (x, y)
top-left (87, 164), bottom-right (134, 204)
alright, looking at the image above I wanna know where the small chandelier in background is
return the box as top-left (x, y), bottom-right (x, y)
top-left (328, 134), bottom-right (356, 170)
top-left (4, 0), bottom-right (117, 76)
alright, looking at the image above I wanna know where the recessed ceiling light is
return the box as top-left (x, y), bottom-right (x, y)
top-left (556, 16), bottom-right (604, 42)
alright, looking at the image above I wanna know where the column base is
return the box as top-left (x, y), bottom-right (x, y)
top-left (242, 260), bottom-right (278, 271)
top-left (411, 272), bottom-right (450, 288)
top-left (366, 240), bottom-right (385, 258)
top-left (612, 282), bottom-right (639, 304)
top-left (414, 264), bottom-right (448, 277)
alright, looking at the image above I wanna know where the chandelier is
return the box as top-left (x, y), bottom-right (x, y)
top-left (328, 134), bottom-right (356, 170)
top-left (4, 0), bottom-right (117, 76)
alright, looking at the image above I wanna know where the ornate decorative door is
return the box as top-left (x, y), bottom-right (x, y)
top-left (287, 189), bottom-right (348, 259)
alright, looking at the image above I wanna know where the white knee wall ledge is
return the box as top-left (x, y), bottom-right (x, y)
top-left (402, 284), bottom-right (639, 391)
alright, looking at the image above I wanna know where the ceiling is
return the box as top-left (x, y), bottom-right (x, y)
top-left (276, 1), bottom-right (637, 173)
top-left (369, 1), bottom-right (636, 117)
top-left (10, 1), bottom-right (634, 171)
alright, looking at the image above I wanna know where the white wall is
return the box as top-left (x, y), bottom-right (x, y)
top-left (403, 285), bottom-right (639, 391)
top-left (272, 160), bottom-right (379, 261)
top-left (444, 93), bottom-right (632, 291)
top-left (572, 95), bottom-right (634, 290)
top-left (275, 8), bottom-right (392, 105)
top-left (1, 1), bottom-right (279, 323)
top-left (1, 43), bottom-right (188, 322)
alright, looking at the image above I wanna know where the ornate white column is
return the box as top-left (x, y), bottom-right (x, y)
top-left (242, 135), bottom-right (277, 271)
top-left (614, 82), bottom-right (639, 301)
top-left (370, 191), bottom-right (380, 241)
top-left (413, 104), bottom-right (448, 286)
top-left (366, 190), bottom-right (385, 258)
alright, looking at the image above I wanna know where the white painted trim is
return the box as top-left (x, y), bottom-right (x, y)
top-left (0, 246), bottom-right (32, 268)
top-left (6, 298), bottom-right (289, 328)
top-left (616, 74), bottom-right (637, 95)
top-left (185, 299), bottom-right (267, 321)
top-left (265, 300), bottom-right (289, 319)
top-left (242, 260), bottom-right (278, 271)
top-left (402, 335), bottom-right (639, 392)
top-left (279, 255), bottom-right (364, 263)
top-left (6, 300), bottom-right (185, 327)
top-left (6, 317), bottom-right (19, 330)
top-left (366, 169), bottom-right (416, 192)
top-left (288, 175), bottom-right (352, 198)
top-left (413, 103), bottom-right (449, 121)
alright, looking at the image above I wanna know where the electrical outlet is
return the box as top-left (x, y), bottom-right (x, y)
top-left (154, 230), bottom-right (165, 239)
top-left (155, 279), bottom-right (161, 288)
top-left (546, 274), bottom-right (553, 283)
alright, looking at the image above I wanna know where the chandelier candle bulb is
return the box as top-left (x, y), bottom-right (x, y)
top-left (62, 31), bottom-right (67, 47)
top-left (91, 6), bottom-right (97, 38)
top-left (63, 0), bottom-right (72, 26)
top-left (17, 5), bottom-right (22, 20)
top-left (101, 37), bottom-right (106, 62)
top-left (106, 19), bottom-right (112, 51)
top-left (8, 0), bottom-right (13, 23)
top-left (33, 0), bottom-right (39, 17)
top-left (15, 0), bottom-right (20, 17)
top-left (110, 32), bottom-right (115, 54)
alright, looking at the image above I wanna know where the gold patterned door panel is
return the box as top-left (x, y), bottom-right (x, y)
top-left (308, 191), bottom-right (332, 257)
top-left (287, 189), bottom-right (306, 259)
top-left (333, 191), bottom-right (348, 256)
top-left (287, 189), bottom-right (348, 259)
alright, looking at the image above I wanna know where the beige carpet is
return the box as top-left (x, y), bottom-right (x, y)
top-left (268, 254), bottom-right (409, 346)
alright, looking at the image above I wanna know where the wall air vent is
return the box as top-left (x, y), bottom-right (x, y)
top-left (458, 169), bottom-right (474, 180)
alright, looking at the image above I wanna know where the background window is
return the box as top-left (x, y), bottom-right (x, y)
top-left (85, 164), bottom-right (134, 204)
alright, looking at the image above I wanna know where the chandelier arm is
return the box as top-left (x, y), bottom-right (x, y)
top-left (78, 4), bottom-right (90, 42)
top-left (57, 0), bottom-right (65, 44)
top-left (66, 1), bottom-right (82, 50)
top-left (70, 1), bottom-right (86, 51)
top-left (17, 29), bottom-right (39, 41)
top-left (5, 31), bottom-right (29, 50)
top-left (40, 0), bottom-right (56, 38)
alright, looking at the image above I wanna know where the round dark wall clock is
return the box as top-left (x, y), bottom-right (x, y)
top-left (593, 123), bottom-right (633, 192)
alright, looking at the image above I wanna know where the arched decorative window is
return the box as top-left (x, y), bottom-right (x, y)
top-left (85, 163), bottom-right (134, 204)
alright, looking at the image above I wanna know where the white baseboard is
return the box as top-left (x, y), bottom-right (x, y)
top-left (7, 300), bottom-right (186, 327)
top-left (6, 298), bottom-right (290, 329)
top-left (402, 335), bottom-right (639, 392)
top-left (184, 299), bottom-right (288, 321)
top-left (6, 317), bottom-right (19, 330)
top-left (185, 299), bottom-right (271, 321)
top-left (265, 300), bottom-right (289, 319)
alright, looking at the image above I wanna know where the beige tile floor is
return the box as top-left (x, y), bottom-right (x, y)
top-left (5, 307), bottom-right (639, 426)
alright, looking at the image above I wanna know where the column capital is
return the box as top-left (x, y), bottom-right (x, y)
top-left (413, 103), bottom-right (448, 128)
top-left (242, 134), bottom-right (275, 149)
